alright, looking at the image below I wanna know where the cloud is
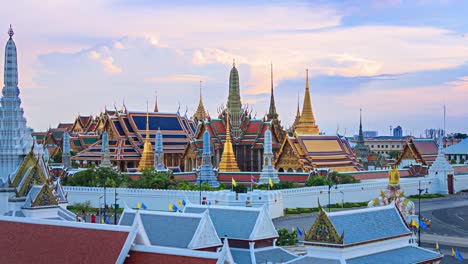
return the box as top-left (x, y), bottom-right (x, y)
top-left (146, 74), bottom-right (209, 83)
top-left (100, 56), bottom-right (122, 74)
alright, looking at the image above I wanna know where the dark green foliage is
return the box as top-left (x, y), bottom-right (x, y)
top-left (127, 168), bottom-right (177, 189)
top-left (256, 181), bottom-right (299, 190)
top-left (62, 167), bottom-right (128, 187)
top-left (305, 171), bottom-right (359, 187)
top-left (408, 193), bottom-right (445, 199)
top-left (276, 228), bottom-right (298, 246)
top-left (233, 184), bottom-right (247, 193)
top-left (52, 153), bottom-right (62, 163)
top-left (388, 150), bottom-right (401, 159)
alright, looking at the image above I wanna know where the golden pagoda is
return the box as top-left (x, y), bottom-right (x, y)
top-left (294, 69), bottom-right (319, 135)
top-left (137, 104), bottom-right (154, 171)
top-left (218, 112), bottom-right (240, 172)
top-left (193, 81), bottom-right (209, 122)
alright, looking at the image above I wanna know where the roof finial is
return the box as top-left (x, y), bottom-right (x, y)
top-left (306, 69), bottom-right (309, 89)
top-left (199, 80), bottom-right (203, 102)
top-left (154, 89), bottom-right (159, 112)
top-left (146, 100), bottom-right (149, 136)
top-left (270, 62), bottom-right (274, 92)
top-left (8, 24), bottom-right (14, 38)
top-left (233, 58), bottom-right (236, 67)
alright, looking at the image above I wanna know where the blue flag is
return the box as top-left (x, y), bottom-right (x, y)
top-left (182, 200), bottom-right (186, 206)
top-left (141, 203), bottom-right (147, 210)
top-left (419, 220), bottom-right (428, 229)
top-left (296, 226), bottom-right (303, 237)
top-left (105, 217), bottom-right (110, 224)
top-left (456, 249), bottom-right (464, 262)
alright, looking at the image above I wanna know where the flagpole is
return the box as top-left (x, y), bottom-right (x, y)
top-left (250, 174), bottom-right (252, 192)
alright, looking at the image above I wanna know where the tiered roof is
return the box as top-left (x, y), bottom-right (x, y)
top-left (73, 109), bottom-right (196, 164)
top-left (276, 135), bottom-right (363, 172)
top-left (396, 138), bottom-right (438, 166)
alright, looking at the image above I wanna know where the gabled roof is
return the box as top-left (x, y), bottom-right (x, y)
top-left (0, 216), bottom-right (137, 264)
top-left (444, 137), bottom-right (468, 154)
top-left (327, 205), bottom-right (410, 245)
top-left (183, 204), bottom-right (278, 240)
top-left (346, 246), bottom-right (442, 264)
top-left (397, 138), bottom-right (438, 166)
top-left (119, 209), bottom-right (222, 249)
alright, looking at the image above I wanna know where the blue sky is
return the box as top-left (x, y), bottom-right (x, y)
top-left (0, 0), bottom-right (467, 136)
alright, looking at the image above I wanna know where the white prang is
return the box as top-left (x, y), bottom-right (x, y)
top-left (0, 26), bottom-right (33, 182)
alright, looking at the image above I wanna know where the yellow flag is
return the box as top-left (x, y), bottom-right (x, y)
top-left (411, 219), bottom-right (419, 229)
top-left (168, 204), bottom-right (173, 211)
top-left (269, 177), bottom-right (274, 188)
top-left (137, 202), bottom-right (141, 209)
top-left (177, 200), bottom-right (183, 206)
top-left (101, 218), bottom-right (104, 224)
top-left (452, 248), bottom-right (456, 257)
top-left (232, 178), bottom-right (237, 187)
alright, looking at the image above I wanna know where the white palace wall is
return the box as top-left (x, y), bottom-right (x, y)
top-left (63, 173), bottom-right (468, 219)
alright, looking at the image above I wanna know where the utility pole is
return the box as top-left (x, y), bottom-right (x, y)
top-left (114, 188), bottom-right (119, 225)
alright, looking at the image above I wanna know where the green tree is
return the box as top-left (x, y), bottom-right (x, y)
top-left (276, 228), bottom-right (298, 246)
top-left (305, 176), bottom-right (329, 187)
top-left (128, 168), bottom-right (177, 189)
top-left (62, 167), bottom-right (127, 187)
top-left (72, 200), bottom-right (92, 214)
top-left (388, 150), bottom-right (401, 160)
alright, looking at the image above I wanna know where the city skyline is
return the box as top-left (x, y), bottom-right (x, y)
top-left (1, 0), bottom-right (467, 135)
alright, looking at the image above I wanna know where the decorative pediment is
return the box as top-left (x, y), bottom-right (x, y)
top-left (12, 150), bottom-right (48, 197)
top-left (188, 211), bottom-right (221, 249)
top-left (304, 205), bottom-right (343, 244)
top-left (31, 185), bottom-right (58, 207)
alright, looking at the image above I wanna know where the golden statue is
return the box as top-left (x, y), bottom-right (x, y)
top-left (389, 165), bottom-right (400, 186)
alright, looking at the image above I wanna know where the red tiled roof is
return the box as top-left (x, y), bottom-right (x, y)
top-left (0, 217), bottom-right (132, 264)
top-left (413, 140), bottom-right (438, 155)
top-left (126, 251), bottom-right (218, 264)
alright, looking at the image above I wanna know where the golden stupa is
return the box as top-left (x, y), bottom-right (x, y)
top-left (294, 69), bottom-right (319, 135)
top-left (137, 104), bottom-right (154, 171)
top-left (218, 112), bottom-right (240, 172)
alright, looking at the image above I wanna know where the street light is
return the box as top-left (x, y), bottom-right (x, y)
top-left (328, 184), bottom-right (338, 212)
top-left (417, 181), bottom-right (429, 246)
top-left (98, 195), bottom-right (103, 224)
top-left (339, 191), bottom-right (344, 209)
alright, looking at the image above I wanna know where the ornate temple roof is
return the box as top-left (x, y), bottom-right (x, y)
top-left (396, 138), bottom-right (438, 166)
top-left (444, 137), bottom-right (468, 154)
top-left (275, 134), bottom-right (363, 172)
top-left (73, 109), bottom-right (196, 162)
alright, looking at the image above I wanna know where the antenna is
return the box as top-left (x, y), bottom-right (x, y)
top-left (443, 102), bottom-right (446, 137)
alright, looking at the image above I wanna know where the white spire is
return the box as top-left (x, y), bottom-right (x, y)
top-left (0, 25), bottom-right (33, 181)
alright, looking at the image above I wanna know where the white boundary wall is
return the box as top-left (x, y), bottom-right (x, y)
top-left (63, 174), bottom-right (468, 218)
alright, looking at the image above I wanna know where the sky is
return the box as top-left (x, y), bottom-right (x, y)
top-left (1, 0), bottom-right (468, 136)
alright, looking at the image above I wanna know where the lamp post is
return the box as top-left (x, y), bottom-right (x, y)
top-left (339, 191), bottom-right (344, 209)
top-left (328, 184), bottom-right (337, 212)
top-left (114, 188), bottom-right (119, 225)
top-left (98, 195), bottom-right (103, 223)
top-left (417, 181), bottom-right (428, 246)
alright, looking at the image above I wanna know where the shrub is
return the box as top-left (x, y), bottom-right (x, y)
top-left (276, 228), bottom-right (298, 246)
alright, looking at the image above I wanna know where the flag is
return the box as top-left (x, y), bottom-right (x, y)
top-left (269, 177), bottom-right (274, 188)
top-left (419, 220), bottom-right (428, 229)
top-left (141, 203), bottom-right (147, 210)
top-left (178, 200), bottom-right (183, 206)
top-left (232, 178), bottom-right (237, 187)
top-left (291, 227), bottom-right (296, 233)
top-left (251, 175), bottom-right (257, 185)
top-left (105, 217), bottom-right (110, 224)
top-left (173, 204), bottom-right (179, 212)
top-left (411, 219), bottom-right (419, 229)
top-left (137, 202), bottom-right (141, 209)
top-left (296, 226), bottom-right (303, 237)
top-left (456, 249), bottom-right (464, 262)
top-left (168, 203), bottom-right (174, 211)
top-left (435, 242), bottom-right (439, 252)
top-left (452, 248), bottom-right (456, 257)
top-left (101, 218), bottom-right (104, 224)
top-left (182, 200), bottom-right (186, 206)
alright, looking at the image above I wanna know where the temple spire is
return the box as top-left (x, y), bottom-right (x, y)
top-left (358, 108), bottom-right (364, 144)
top-left (137, 102), bottom-right (154, 171)
top-left (0, 25), bottom-right (33, 181)
top-left (267, 63), bottom-right (278, 121)
top-left (8, 24), bottom-right (14, 38)
top-left (154, 90), bottom-right (159, 112)
top-left (294, 69), bottom-right (319, 135)
top-left (218, 112), bottom-right (240, 172)
top-left (292, 92), bottom-right (301, 130)
top-left (193, 80), bottom-right (209, 122)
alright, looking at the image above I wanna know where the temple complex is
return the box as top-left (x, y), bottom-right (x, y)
top-left (182, 62), bottom-right (285, 172)
top-left (275, 70), bottom-right (363, 173)
top-left (0, 25), bottom-right (33, 181)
